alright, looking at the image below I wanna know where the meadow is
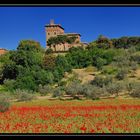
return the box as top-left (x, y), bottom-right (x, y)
top-left (0, 99), bottom-right (140, 133)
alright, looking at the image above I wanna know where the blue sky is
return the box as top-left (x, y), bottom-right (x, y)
top-left (0, 7), bottom-right (140, 50)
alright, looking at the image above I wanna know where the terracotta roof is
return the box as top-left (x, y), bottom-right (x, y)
top-left (45, 24), bottom-right (64, 30)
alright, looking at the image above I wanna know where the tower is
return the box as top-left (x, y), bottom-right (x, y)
top-left (45, 19), bottom-right (64, 47)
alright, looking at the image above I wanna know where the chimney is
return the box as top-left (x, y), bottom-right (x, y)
top-left (50, 19), bottom-right (54, 25)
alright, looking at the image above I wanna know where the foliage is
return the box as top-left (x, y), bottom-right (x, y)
top-left (0, 95), bottom-right (10, 112)
top-left (43, 54), bottom-right (56, 70)
top-left (130, 52), bottom-right (140, 64)
top-left (65, 80), bottom-right (84, 98)
top-left (111, 36), bottom-right (140, 49)
top-left (66, 49), bottom-right (92, 68)
top-left (129, 82), bottom-right (140, 98)
top-left (95, 57), bottom-right (107, 70)
top-left (96, 35), bottom-right (113, 49)
top-left (82, 84), bottom-right (102, 99)
top-left (14, 89), bottom-right (35, 102)
top-left (17, 40), bottom-right (43, 52)
top-left (52, 87), bottom-right (64, 98)
top-left (106, 82), bottom-right (122, 96)
top-left (38, 84), bottom-right (52, 96)
top-left (102, 66), bottom-right (118, 75)
top-left (15, 75), bottom-right (37, 91)
top-left (47, 35), bottom-right (77, 51)
top-left (45, 48), bottom-right (53, 54)
top-left (115, 69), bottom-right (127, 80)
top-left (56, 55), bottom-right (72, 72)
top-left (2, 36), bottom-right (140, 94)
top-left (91, 75), bottom-right (112, 88)
top-left (2, 61), bottom-right (18, 80)
top-left (124, 81), bottom-right (135, 93)
top-left (3, 79), bottom-right (16, 91)
top-left (0, 52), bottom-right (11, 64)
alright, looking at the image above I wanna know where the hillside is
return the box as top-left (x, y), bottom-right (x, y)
top-left (1, 37), bottom-right (140, 103)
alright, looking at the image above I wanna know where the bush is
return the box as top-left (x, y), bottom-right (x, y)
top-left (130, 90), bottom-right (140, 98)
top-left (58, 80), bottom-right (67, 87)
top-left (115, 69), bottom-right (127, 80)
top-left (130, 61), bottom-right (138, 71)
top-left (129, 83), bottom-right (140, 98)
top-left (91, 75), bottom-right (112, 88)
top-left (0, 95), bottom-right (10, 112)
top-left (96, 57), bottom-right (107, 70)
top-left (43, 54), bottom-right (56, 70)
top-left (102, 66), bottom-right (118, 75)
top-left (65, 81), bottom-right (83, 97)
top-left (106, 82), bottom-right (122, 96)
top-left (82, 84), bottom-right (103, 100)
top-left (52, 87), bottom-right (64, 98)
top-left (112, 53), bottom-right (131, 68)
top-left (15, 75), bottom-right (37, 91)
top-left (125, 81), bottom-right (135, 93)
top-left (3, 79), bottom-right (16, 91)
top-left (130, 52), bottom-right (140, 64)
top-left (38, 84), bottom-right (52, 96)
top-left (45, 48), bottom-right (53, 55)
top-left (14, 89), bottom-right (35, 102)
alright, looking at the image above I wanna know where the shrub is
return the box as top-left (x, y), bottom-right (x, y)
top-left (102, 66), bottom-right (118, 75)
top-left (45, 48), bottom-right (53, 55)
top-left (106, 82), bottom-right (122, 96)
top-left (58, 80), bottom-right (67, 87)
top-left (65, 81), bottom-right (83, 97)
top-left (130, 52), bottom-right (140, 64)
top-left (3, 79), bottom-right (16, 91)
top-left (38, 84), bottom-right (52, 96)
top-left (130, 61), bottom-right (138, 71)
top-left (82, 84), bottom-right (103, 100)
top-left (115, 69), bottom-right (127, 80)
top-left (52, 87), bottom-right (64, 98)
top-left (0, 95), bottom-right (10, 112)
top-left (125, 81), bottom-right (135, 93)
top-left (15, 75), bottom-right (37, 91)
top-left (91, 75), bottom-right (112, 88)
top-left (17, 40), bottom-right (42, 52)
top-left (43, 54), bottom-right (56, 70)
top-left (112, 53), bottom-right (131, 68)
top-left (129, 83), bottom-right (140, 98)
top-left (130, 91), bottom-right (140, 98)
top-left (96, 57), bottom-right (107, 70)
top-left (14, 89), bottom-right (35, 102)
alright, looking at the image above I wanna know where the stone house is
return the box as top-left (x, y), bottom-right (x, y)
top-left (45, 19), bottom-right (88, 52)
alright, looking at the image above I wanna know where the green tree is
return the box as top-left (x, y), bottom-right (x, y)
top-left (56, 55), bottom-right (72, 72)
top-left (17, 40), bottom-right (43, 52)
top-left (2, 61), bottom-right (18, 80)
top-left (43, 54), bottom-right (56, 70)
top-left (96, 35), bottom-right (113, 49)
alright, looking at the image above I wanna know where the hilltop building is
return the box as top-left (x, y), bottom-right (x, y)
top-left (45, 19), bottom-right (88, 52)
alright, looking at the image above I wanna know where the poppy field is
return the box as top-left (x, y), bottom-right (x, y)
top-left (0, 99), bottom-right (140, 133)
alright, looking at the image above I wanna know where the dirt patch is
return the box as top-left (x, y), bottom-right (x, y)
top-left (72, 68), bottom-right (95, 84)
top-left (36, 95), bottom-right (52, 100)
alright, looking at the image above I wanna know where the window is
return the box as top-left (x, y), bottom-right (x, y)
top-left (54, 32), bottom-right (56, 35)
top-left (48, 33), bottom-right (50, 35)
